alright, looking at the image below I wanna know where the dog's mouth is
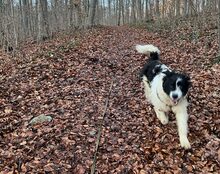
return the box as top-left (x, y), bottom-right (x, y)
top-left (172, 99), bottom-right (179, 105)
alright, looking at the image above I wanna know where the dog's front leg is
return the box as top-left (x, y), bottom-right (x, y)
top-left (154, 108), bottom-right (169, 125)
top-left (173, 107), bottom-right (191, 149)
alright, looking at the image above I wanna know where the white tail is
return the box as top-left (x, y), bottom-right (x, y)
top-left (135, 44), bottom-right (160, 55)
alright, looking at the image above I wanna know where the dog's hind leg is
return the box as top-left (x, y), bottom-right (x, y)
top-left (154, 108), bottom-right (169, 125)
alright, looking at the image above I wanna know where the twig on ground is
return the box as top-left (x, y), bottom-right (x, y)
top-left (90, 79), bottom-right (115, 174)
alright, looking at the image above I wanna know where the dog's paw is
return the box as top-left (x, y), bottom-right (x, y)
top-left (155, 109), bottom-right (169, 125)
top-left (180, 137), bottom-right (191, 149)
top-left (159, 116), bottom-right (169, 125)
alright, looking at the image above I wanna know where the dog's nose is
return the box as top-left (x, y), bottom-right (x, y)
top-left (172, 94), bottom-right (178, 99)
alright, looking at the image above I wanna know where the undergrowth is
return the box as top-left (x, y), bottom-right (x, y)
top-left (131, 14), bottom-right (220, 64)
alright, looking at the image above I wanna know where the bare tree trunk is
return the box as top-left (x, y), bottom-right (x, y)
top-left (84, 0), bottom-right (89, 20)
top-left (184, 0), bottom-right (188, 16)
top-left (108, 0), bottom-right (111, 24)
top-left (29, 0), bottom-right (34, 36)
top-left (124, 0), bottom-right (130, 24)
top-left (162, 0), bottom-right (165, 19)
top-left (64, 0), bottom-right (69, 29)
top-left (74, 0), bottom-right (82, 28)
top-left (176, 0), bottom-right (180, 17)
top-left (69, 0), bottom-right (74, 28)
top-left (37, 0), bottom-right (41, 41)
top-left (117, 0), bottom-right (121, 25)
top-left (18, 0), bottom-right (24, 39)
top-left (149, 0), bottom-right (154, 18)
top-left (131, 0), bottom-right (136, 23)
top-left (201, 0), bottom-right (205, 11)
top-left (0, 0), bottom-right (3, 47)
top-left (3, 0), bottom-right (220, 48)
top-left (52, 0), bottom-right (59, 31)
top-left (22, 0), bottom-right (29, 37)
top-left (10, 0), bottom-right (18, 48)
top-left (88, 0), bottom-right (98, 26)
top-left (53, 0), bottom-right (59, 30)
top-left (155, 0), bottom-right (160, 18)
top-left (37, 0), bottom-right (49, 42)
top-left (121, 0), bottom-right (125, 24)
top-left (189, 0), bottom-right (195, 16)
top-left (136, 0), bottom-right (142, 21)
top-left (218, 0), bottom-right (220, 54)
top-left (145, 0), bottom-right (149, 20)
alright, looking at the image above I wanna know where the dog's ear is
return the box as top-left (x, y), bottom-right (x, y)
top-left (163, 71), bottom-right (172, 79)
top-left (183, 74), bottom-right (191, 88)
top-left (163, 72), bottom-right (171, 83)
top-left (185, 75), bottom-right (190, 82)
top-left (153, 65), bottom-right (161, 74)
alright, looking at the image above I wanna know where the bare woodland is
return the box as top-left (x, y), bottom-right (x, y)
top-left (0, 0), bottom-right (220, 173)
top-left (0, 0), bottom-right (220, 50)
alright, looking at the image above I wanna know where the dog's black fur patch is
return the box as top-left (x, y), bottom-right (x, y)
top-left (140, 51), bottom-right (190, 99)
top-left (162, 72), bottom-right (190, 97)
top-left (140, 52), bottom-right (162, 82)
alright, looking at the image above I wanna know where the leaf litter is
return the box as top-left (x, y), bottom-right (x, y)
top-left (0, 26), bottom-right (219, 173)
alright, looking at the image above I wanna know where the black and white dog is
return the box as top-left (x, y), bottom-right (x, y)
top-left (136, 44), bottom-right (191, 149)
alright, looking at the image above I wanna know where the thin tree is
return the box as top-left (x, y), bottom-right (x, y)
top-left (74, 0), bottom-right (83, 28)
top-left (10, 0), bottom-right (18, 48)
top-left (37, 0), bottom-right (49, 42)
top-left (131, 0), bottom-right (136, 23)
top-left (137, 0), bottom-right (142, 21)
top-left (176, 0), bottom-right (180, 17)
top-left (88, 0), bottom-right (98, 26)
top-left (117, 0), bottom-right (121, 25)
top-left (155, 0), bottom-right (160, 18)
top-left (0, 0), bottom-right (3, 46)
top-left (22, 0), bottom-right (29, 37)
top-left (218, 0), bottom-right (220, 54)
top-left (125, 0), bottom-right (131, 23)
top-left (145, 0), bottom-right (149, 20)
top-left (108, 0), bottom-right (111, 24)
top-left (184, 0), bottom-right (188, 16)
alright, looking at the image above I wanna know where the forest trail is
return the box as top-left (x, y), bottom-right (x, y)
top-left (0, 26), bottom-right (219, 173)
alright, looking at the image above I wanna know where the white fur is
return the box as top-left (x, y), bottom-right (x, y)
top-left (170, 78), bottom-right (183, 104)
top-left (136, 44), bottom-right (160, 55)
top-left (160, 64), bottom-right (171, 72)
top-left (143, 73), bottom-right (191, 149)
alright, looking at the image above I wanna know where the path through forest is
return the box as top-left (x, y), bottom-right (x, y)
top-left (0, 26), bottom-right (219, 173)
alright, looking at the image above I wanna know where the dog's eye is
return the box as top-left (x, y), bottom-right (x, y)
top-left (170, 83), bottom-right (176, 89)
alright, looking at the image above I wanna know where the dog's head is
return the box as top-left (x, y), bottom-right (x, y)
top-left (163, 72), bottom-right (190, 105)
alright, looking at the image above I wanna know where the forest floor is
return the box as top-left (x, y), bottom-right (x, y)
top-left (0, 26), bottom-right (219, 174)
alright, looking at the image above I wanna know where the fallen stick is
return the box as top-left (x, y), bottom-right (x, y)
top-left (90, 79), bottom-right (114, 174)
